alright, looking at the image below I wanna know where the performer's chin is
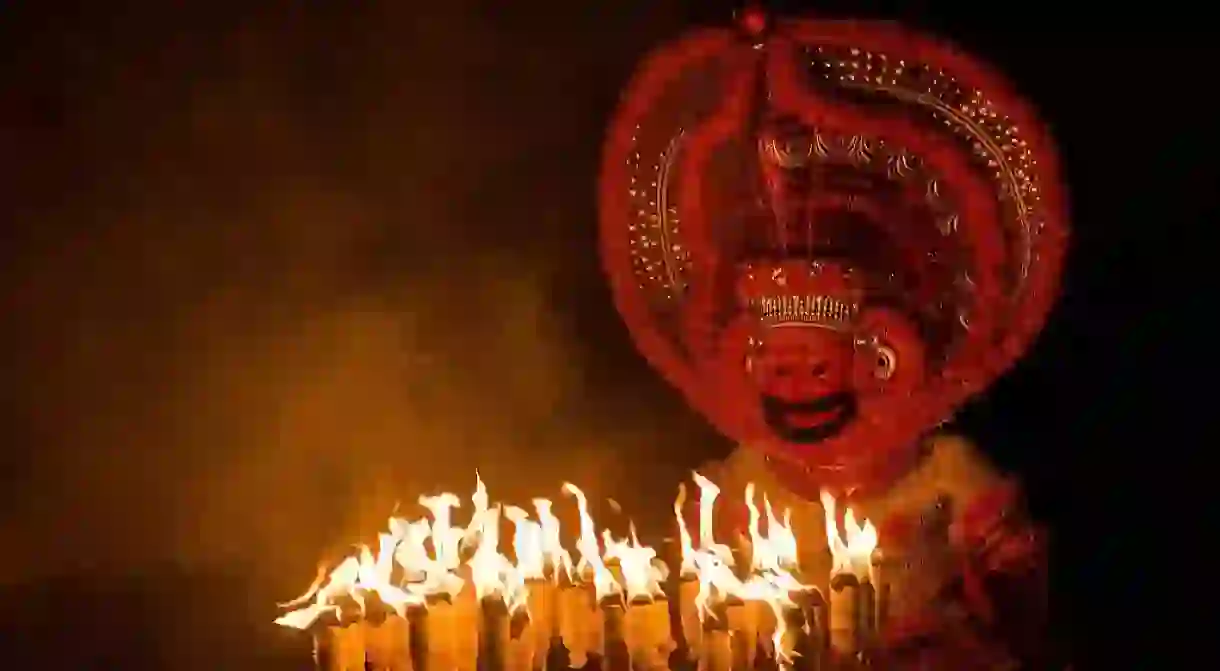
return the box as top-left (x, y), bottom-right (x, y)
top-left (761, 392), bottom-right (857, 445)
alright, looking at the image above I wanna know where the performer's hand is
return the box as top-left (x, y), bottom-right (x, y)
top-left (980, 526), bottom-right (1041, 574)
top-left (951, 482), bottom-right (1043, 576)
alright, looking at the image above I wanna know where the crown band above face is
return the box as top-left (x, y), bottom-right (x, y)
top-left (748, 294), bottom-right (858, 330)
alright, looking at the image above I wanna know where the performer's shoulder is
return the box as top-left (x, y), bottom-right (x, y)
top-left (904, 432), bottom-right (987, 481)
top-left (923, 432), bottom-right (1006, 502)
top-left (924, 432), bottom-right (985, 465)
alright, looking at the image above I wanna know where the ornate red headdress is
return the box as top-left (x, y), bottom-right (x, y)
top-left (598, 11), bottom-right (1068, 492)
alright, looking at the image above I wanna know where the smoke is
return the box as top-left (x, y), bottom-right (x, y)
top-left (0, 3), bottom-right (724, 597)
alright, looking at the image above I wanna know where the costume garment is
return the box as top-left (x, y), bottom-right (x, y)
top-left (597, 10), bottom-right (1069, 668)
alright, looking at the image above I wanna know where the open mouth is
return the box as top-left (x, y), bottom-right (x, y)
top-left (761, 391), bottom-right (857, 444)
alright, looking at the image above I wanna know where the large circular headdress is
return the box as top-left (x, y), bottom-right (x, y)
top-left (599, 12), bottom-right (1068, 483)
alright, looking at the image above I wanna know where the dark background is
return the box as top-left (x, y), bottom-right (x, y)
top-left (0, 1), bottom-right (1191, 668)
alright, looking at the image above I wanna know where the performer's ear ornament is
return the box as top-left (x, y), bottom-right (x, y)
top-left (873, 344), bottom-right (898, 381)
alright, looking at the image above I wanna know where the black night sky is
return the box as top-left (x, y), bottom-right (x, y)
top-left (0, 2), bottom-right (1191, 668)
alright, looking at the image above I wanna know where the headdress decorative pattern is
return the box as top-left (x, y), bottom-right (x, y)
top-left (599, 16), bottom-right (1069, 465)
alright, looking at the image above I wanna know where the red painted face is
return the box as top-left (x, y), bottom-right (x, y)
top-left (750, 325), bottom-right (858, 442)
top-left (703, 257), bottom-right (929, 483)
top-left (732, 259), bottom-right (865, 445)
top-left (752, 326), bottom-right (854, 405)
top-left (598, 16), bottom-right (1068, 491)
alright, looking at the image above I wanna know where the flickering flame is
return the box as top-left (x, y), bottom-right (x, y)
top-left (563, 482), bottom-right (622, 600)
top-left (274, 526), bottom-right (426, 630)
top-left (534, 498), bottom-right (574, 582)
top-left (277, 466), bottom-right (815, 669)
top-left (602, 523), bottom-right (667, 602)
top-left (505, 497), bottom-right (576, 586)
top-left (675, 473), bottom-right (736, 619)
top-left (693, 472), bottom-right (733, 563)
top-left (674, 482), bottom-right (696, 576)
top-left (419, 492), bottom-right (463, 567)
top-left (505, 505), bottom-right (544, 580)
top-left (673, 478), bottom-right (814, 668)
top-left (743, 484), bottom-right (804, 594)
top-left (819, 489), bottom-right (879, 578)
top-left (466, 474), bottom-right (529, 613)
top-left (765, 493), bottom-right (799, 569)
top-left (672, 474), bottom-right (810, 663)
top-left (394, 515), bottom-right (458, 597)
top-left (416, 490), bottom-right (466, 596)
top-left (741, 483), bottom-right (808, 663)
top-left (277, 474), bottom-right (576, 629)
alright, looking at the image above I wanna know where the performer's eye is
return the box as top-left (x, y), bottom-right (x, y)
top-left (874, 345), bottom-right (897, 380)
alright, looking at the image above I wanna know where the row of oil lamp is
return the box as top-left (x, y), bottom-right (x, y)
top-left (275, 474), bottom-right (886, 670)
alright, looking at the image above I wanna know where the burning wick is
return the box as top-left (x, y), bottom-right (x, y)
top-left (603, 523), bottom-right (673, 668)
top-left (274, 471), bottom-right (847, 671)
top-left (673, 474), bottom-right (813, 671)
top-left (820, 489), bottom-right (880, 662)
top-left (273, 526), bottom-right (426, 671)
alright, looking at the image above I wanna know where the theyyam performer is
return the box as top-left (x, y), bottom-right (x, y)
top-left (598, 6), bottom-right (1068, 669)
